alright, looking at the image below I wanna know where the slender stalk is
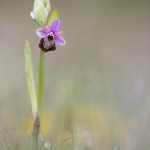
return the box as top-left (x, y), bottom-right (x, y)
top-left (37, 49), bottom-right (45, 129)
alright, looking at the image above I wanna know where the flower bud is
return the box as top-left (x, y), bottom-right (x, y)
top-left (41, 0), bottom-right (51, 13)
top-left (31, 0), bottom-right (51, 27)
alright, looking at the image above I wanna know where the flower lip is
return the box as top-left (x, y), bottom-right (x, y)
top-left (43, 37), bottom-right (54, 49)
top-left (39, 38), bottom-right (56, 52)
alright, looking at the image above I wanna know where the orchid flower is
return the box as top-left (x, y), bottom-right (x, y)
top-left (36, 18), bottom-right (66, 52)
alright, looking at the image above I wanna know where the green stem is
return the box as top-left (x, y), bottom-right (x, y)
top-left (37, 49), bottom-right (45, 129)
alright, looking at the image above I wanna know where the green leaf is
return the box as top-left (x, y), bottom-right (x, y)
top-left (47, 9), bottom-right (59, 26)
top-left (24, 40), bottom-right (37, 120)
top-left (41, 0), bottom-right (51, 13)
top-left (32, 115), bottom-right (40, 150)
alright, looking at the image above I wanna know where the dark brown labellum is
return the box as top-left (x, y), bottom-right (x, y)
top-left (39, 37), bottom-right (56, 53)
top-left (43, 37), bottom-right (55, 49)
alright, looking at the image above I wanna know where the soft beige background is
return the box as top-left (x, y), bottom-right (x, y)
top-left (0, 0), bottom-right (150, 149)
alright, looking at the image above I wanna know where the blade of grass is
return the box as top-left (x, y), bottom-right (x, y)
top-left (50, 139), bottom-right (52, 150)
top-left (65, 143), bottom-right (70, 150)
top-left (16, 142), bottom-right (19, 150)
top-left (53, 135), bottom-right (75, 150)
top-left (0, 101), bottom-right (4, 105)
top-left (24, 40), bottom-right (37, 120)
top-left (18, 131), bottom-right (32, 150)
top-left (0, 124), bottom-right (9, 150)
top-left (113, 145), bottom-right (119, 150)
top-left (41, 140), bottom-right (51, 150)
top-left (71, 130), bottom-right (74, 150)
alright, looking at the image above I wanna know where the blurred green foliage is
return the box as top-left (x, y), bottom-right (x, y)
top-left (0, 0), bottom-right (150, 149)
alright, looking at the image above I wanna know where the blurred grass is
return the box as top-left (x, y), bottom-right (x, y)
top-left (0, 0), bottom-right (150, 150)
top-left (20, 104), bottom-right (138, 150)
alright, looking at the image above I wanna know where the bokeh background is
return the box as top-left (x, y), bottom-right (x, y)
top-left (0, 0), bottom-right (150, 149)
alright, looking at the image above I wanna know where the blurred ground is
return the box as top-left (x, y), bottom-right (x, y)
top-left (0, 0), bottom-right (150, 149)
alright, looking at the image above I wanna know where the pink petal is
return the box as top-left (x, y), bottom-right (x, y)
top-left (54, 36), bottom-right (66, 46)
top-left (55, 31), bottom-right (64, 37)
top-left (36, 27), bottom-right (50, 38)
top-left (50, 19), bottom-right (60, 31)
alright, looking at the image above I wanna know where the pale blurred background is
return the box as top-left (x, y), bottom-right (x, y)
top-left (0, 0), bottom-right (150, 149)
